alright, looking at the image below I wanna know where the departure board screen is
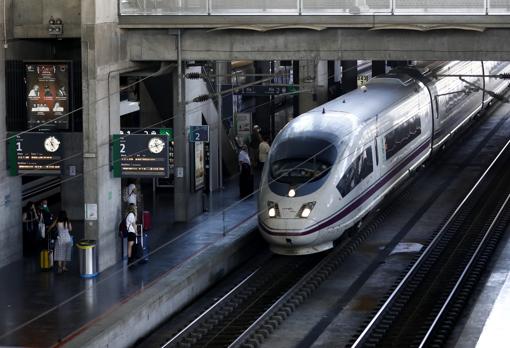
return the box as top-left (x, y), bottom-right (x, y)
top-left (8, 133), bottom-right (63, 175)
top-left (113, 134), bottom-right (169, 178)
top-left (25, 62), bottom-right (70, 130)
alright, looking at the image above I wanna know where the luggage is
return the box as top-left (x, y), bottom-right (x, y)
top-left (142, 211), bottom-right (152, 231)
top-left (135, 224), bottom-right (149, 263)
top-left (40, 249), bottom-right (53, 271)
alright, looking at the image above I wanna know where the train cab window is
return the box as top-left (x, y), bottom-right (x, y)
top-left (336, 147), bottom-right (373, 197)
top-left (384, 115), bottom-right (421, 160)
top-left (270, 137), bottom-right (337, 185)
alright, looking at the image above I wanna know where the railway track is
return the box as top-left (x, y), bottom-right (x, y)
top-left (145, 103), bottom-right (509, 348)
top-left (349, 139), bottom-right (510, 348)
top-left (158, 183), bottom-right (413, 348)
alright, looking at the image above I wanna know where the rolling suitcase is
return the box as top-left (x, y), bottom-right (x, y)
top-left (40, 249), bottom-right (53, 271)
top-left (135, 224), bottom-right (149, 263)
top-left (142, 211), bottom-right (152, 231)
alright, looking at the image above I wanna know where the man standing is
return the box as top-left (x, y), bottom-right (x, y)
top-left (258, 136), bottom-right (270, 169)
top-left (249, 125), bottom-right (262, 169)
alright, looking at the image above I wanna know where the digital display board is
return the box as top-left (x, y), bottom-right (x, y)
top-left (112, 134), bottom-right (169, 178)
top-left (8, 133), bottom-right (63, 176)
top-left (25, 62), bottom-right (70, 130)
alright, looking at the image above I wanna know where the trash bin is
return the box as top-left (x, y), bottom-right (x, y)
top-left (77, 240), bottom-right (98, 278)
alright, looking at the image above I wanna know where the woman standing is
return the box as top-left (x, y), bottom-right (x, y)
top-left (126, 204), bottom-right (138, 264)
top-left (50, 211), bottom-right (73, 273)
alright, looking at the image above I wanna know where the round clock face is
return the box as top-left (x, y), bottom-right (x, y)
top-left (148, 137), bottom-right (165, 154)
top-left (44, 136), bottom-right (60, 152)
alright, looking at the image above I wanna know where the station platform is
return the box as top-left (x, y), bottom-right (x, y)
top-left (452, 224), bottom-right (510, 347)
top-left (0, 177), bottom-right (263, 347)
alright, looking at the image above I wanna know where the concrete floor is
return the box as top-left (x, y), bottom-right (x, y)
top-left (0, 176), bottom-right (257, 347)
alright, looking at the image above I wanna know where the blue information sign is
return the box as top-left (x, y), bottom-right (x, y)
top-left (189, 125), bottom-right (209, 142)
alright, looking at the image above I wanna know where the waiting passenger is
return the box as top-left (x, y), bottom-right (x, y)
top-left (258, 136), bottom-right (271, 169)
top-left (49, 210), bottom-right (73, 273)
top-left (126, 204), bottom-right (138, 264)
top-left (22, 201), bottom-right (39, 256)
top-left (239, 145), bottom-right (253, 198)
top-left (249, 125), bottom-right (262, 168)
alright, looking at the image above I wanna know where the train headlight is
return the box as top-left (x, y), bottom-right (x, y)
top-left (297, 202), bottom-right (316, 218)
top-left (288, 188), bottom-right (296, 198)
top-left (267, 201), bottom-right (280, 218)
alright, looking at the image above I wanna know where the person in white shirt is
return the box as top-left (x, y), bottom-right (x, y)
top-left (258, 136), bottom-right (270, 168)
top-left (127, 183), bottom-right (137, 206)
top-left (126, 204), bottom-right (137, 264)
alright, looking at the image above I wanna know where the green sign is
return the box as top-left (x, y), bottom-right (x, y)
top-left (112, 134), bottom-right (169, 178)
top-left (8, 133), bottom-right (63, 176)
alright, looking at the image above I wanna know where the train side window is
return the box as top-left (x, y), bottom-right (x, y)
top-left (336, 147), bottom-right (373, 197)
top-left (384, 115), bottom-right (422, 160)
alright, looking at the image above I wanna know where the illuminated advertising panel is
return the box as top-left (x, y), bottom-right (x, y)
top-left (25, 62), bottom-right (70, 130)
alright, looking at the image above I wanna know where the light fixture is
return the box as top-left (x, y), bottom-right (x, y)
top-left (48, 17), bottom-right (63, 36)
top-left (288, 188), bottom-right (296, 198)
top-left (301, 207), bottom-right (312, 218)
top-left (267, 201), bottom-right (280, 218)
top-left (297, 202), bottom-right (316, 218)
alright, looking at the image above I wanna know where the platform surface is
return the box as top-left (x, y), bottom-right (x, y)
top-left (0, 177), bottom-right (258, 347)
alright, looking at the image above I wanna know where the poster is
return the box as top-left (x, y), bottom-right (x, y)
top-left (25, 62), bottom-right (70, 130)
top-left (236, 112), bottom-right (252, 146)
top-left (194, 142), bottom-right (205, 191)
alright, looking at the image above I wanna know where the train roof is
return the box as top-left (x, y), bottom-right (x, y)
top-left (276, 70), bottom-right (423, 146)
top-left (318, 73), bottom-right (421, 124)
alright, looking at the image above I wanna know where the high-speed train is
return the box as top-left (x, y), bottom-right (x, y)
top-left (258, 61), bottom-right (510, 255)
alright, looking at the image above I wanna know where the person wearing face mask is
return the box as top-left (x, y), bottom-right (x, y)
top-left (38, 200), bottom-right (54, 243)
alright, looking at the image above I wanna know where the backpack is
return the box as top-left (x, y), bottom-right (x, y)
top-left (118, 218), bottom-right (128, 238)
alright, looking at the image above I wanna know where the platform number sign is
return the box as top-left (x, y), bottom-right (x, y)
top-left (8, 133), bottom-right (63, 176)
top-left (189, 125), bottom-right (209, 143)
top-left (112, 134), bottom-right (169, 178)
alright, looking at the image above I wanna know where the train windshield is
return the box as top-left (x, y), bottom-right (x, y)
top-left (271, 158), bottom-right (330, 184)
top-left (270, 137), bottom-right (337, 185)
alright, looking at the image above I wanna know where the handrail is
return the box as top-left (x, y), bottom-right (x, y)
top-left (119, 0), bottom-right (510, 16)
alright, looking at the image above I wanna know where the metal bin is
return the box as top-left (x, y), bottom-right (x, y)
top-left (76, 240), bottom-right (98, 278)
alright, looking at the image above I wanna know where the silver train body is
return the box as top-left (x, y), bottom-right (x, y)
top-left (258, 61), bottom-right (510, 255)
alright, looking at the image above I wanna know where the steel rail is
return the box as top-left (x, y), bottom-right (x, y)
top-left (161, 269), bottom-right (260, 348)
top-left (418, 193), bottom-right (510, 348)
top-left (351, 136), bottom-right (510, 348)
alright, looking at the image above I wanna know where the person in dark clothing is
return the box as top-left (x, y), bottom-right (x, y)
top-left (22, 201), bottom-right (39, 256)
top-left (38, 199), bottom-right (54, 250)
top-left (239, 145), bottom-right (253, 198)
top-left (249, 125), bottom-right (262, 169)
top-left (39, 199), bottom-right (53, 229)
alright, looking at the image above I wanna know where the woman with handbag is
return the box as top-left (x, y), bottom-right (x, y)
top-left (49, 210), bottom-right (73, 273)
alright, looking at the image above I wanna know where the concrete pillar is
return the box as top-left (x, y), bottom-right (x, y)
top-left (254, 61), bottom-right (271, 135)
top-left (315, 60), bottom-right (328, 104)
top-left (0, 0), bottom-right (22, 267)
top-left (172, 64), bottom-right (204, 222)
top-left (81, 0), bottom-right (132, 270)
top-left (292, 60), bottom-right (299, 117)
top-left (341, 60), bottom-right (358, 95)
top-left (60, 133), bottom-right (84, 221)
top-left (372, 60), bottom-right (387, 77)
top-left (299, 60), bottom-right (328, 114)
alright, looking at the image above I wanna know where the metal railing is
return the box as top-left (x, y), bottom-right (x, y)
top-left (119, 0), bottom-right (510, 15)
